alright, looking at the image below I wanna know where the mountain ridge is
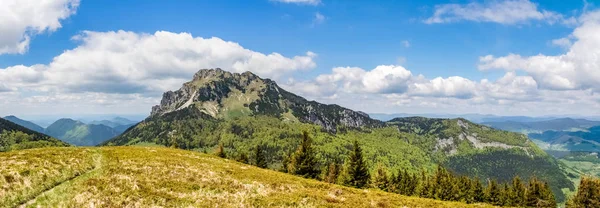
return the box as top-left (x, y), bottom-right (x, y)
top-left (106, 68), bottom-right (574, 202)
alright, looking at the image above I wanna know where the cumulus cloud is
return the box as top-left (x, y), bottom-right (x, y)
top-left (0, 30), bottom-right (317, 95)
top-left (271, 0), bottom-right (321, 6)
top-left (479, 10), bottom-right (600, 91)
top-left (425, 0), bottom-right (570, 25)
top-left (0, 0), bottom-right (79, 54)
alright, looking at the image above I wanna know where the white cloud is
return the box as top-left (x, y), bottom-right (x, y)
top-left (425, 0), bottom-right (570, 25)
top-left (551, 37), bottom-right (573, 48)
top-left (479, 10), bottom-right (600, 91)
top-left (271, 0), bottom-right (321, 6)
top-left (401, 40), bottom-right (410, 48)
top-left (0, 0), bottom-right (79, 54)
top-left (0, 30), bottom-right (317, 96)
top-left (410, 76), bottom-right (477, 98)
top-left (313, 12), bottom-right (326, 25)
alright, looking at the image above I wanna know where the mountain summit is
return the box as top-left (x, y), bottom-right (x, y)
top-left (150, 68), bottom-right (382, 132)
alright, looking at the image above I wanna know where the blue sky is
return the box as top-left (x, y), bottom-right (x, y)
top-left (1, 0), bottom-right (599, 118)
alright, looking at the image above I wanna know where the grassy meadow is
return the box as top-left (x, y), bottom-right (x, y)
top-left (0, 146), bottom-right (494, 208)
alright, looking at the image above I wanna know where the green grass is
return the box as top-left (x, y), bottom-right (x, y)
top-left (2, 147), bottom-right (494, 208)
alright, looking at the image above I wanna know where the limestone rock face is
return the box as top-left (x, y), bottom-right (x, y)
top-left (150, 68), bottom-right (383, 132)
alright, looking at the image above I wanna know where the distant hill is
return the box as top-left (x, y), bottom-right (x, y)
top-left (0, 117), bottom-right (68, 152)
top-left (483, 118), bottom-right (600, 133)
top-left (45, 118), bottom-right (119, 146)
top-left (3, 115), bottom-right (45, 133)
top-left (88, 117), bottom-right (137, 128)
top-left (105, 68), bottom-right (573, 202)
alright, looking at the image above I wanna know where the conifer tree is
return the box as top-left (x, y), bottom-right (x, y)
top-left (344, 140), bottom-right (370, 188)
top-left (511, 176), bottom-right (526, 206)
top-left (372, 165), bottom-right (390, 191)
top-left (501, 183), bottom-right (512, 206)
top-left (236, 152), bottom-right (249, 164)
top-left (472, 177), bottom-right (486, 203)
top-left (568, 176), bottom-right (600, 208)
top-left (486, 179), bottom-right (501, 205)
top-left (419, 170), bottom-right (433, 199)
top-left (255, 144), bottom-right (268, 168)
top-left (288, 131), bottom-right (319, 178)
top-left (325, 162), bottom-right (339, 184)
top-left (215, 143), bottom-right (226, 158)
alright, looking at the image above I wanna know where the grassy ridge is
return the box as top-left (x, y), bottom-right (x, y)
top-left (0, 148), bottom-right (98, 207)
top-left (2, 147), bottom-right (493, 208)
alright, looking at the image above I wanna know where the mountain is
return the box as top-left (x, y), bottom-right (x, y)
top-left (529, 126), bottom-right (600, 152)
top-left (3, 115), bottom-right (45, 133)
top-left (0, 117), bottom-right (68, 152)
top-left (88, 117), bottom-right (137, 128)
top-left (1, 146), bottom-right (488, 207)
top-left (483, 118), bottom-right (600, 133)
top-left (105, 68), bottom-right (573, 202)
top-left (149, 68), bottom-right (382, 132)
top-left (369, 113), bottom-right (559, 123)
top-left (45, 118), bottom-right (119, 146)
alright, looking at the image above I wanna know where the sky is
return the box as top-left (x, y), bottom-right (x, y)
top-left (0, 0), bottom-right (599, 118)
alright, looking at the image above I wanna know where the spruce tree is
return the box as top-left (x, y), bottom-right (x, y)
top-left (486, 179), bottom-right (501, 205)
top-left (568, 177), bottom-right (600, 208)
top-left (288, 131), bottom-right (319, 178)
top-left (511, 176), bottom-right (526, 206)
top-left (344, 140), bottom-right (370, 188)
top-left (372, 165), bottom-right (390, 191)
top-left (215, 143), bottom-right (226, 158)
top-left (325, 162), bottom-right (339, 184)
top-left (472, 177), bottom-right (485, 203)
top-left (236, 152), bottom-right (249, 164)
top-left (255, 144), bottom-right (268, 168)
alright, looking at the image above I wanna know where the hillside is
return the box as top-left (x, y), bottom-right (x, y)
top-left (0, 118), bottom-right (68, 152)
top-left (45, 119), bottom-right (119, 146)
top-left (3, 116), bottom-right (45, 133)
top-left (529, 126), bottom-right (600, 152)
top-left (483, 118), bottom-right (600, 134)
top-left (106, 68), bottom-right (573, 202)
top-left (0, 146), bottom-right (491, 208)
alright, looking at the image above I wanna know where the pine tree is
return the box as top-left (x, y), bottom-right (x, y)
top-left (501, 183), bottom-right (512, 206)
top-left (486, 179), bottom-right (501, 205)
top-left (255, 144), bottom-right (268, 168)
top-left (236, 152), bottom-right (249, 164)
top-left (419, 170), bottom-right (433, 199)
top-left (540, 181), bottom-right (556, 207)
top-left (325, 162), bottom-right (339, 184)
top-left (372, 165), bottom-right (390, 191)
top-left (344, 140), bottom-right (370, 188)
top-left (472, 178), bottom-right (485, 203)
top-left (288, 131), bottom-right (319, 178)
top-left (568, 176), bottom-right (600, 208)
top-left (511, 176), bottom-right (526, 207)
top-left (215, 143), bottom-right (226, 158)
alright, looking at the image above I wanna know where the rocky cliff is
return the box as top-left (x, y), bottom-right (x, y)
top-left (150, 68), bottom-right (383, 132)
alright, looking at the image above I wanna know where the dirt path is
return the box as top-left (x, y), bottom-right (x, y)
top-left (16, 150), bottom-right (104, 208)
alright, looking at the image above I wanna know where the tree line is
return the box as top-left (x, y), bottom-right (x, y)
top-left (215, 131), bottom-right (557, 207)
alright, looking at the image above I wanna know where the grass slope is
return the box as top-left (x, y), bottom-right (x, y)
top-left (1, 147), bottom-right (492, 208)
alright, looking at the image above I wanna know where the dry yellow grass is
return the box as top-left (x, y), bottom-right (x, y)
top-left (2, 147), bottom-right (496, 208)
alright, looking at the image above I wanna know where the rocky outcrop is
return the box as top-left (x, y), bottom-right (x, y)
top-left (149, 68), bottom-right (383, 132)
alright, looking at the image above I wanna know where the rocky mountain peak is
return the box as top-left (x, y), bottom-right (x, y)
top-left (149, 68), bottom-right (383, 132)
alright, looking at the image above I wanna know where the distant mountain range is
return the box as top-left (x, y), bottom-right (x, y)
top-left (370, 113), bottom-right (600, 124)
top-left (0, 117), bottom-right (68, 151)
top-left (2, 116), bottom-right (139, 146)
top-left (483, 118), bottom-right (600, 153)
